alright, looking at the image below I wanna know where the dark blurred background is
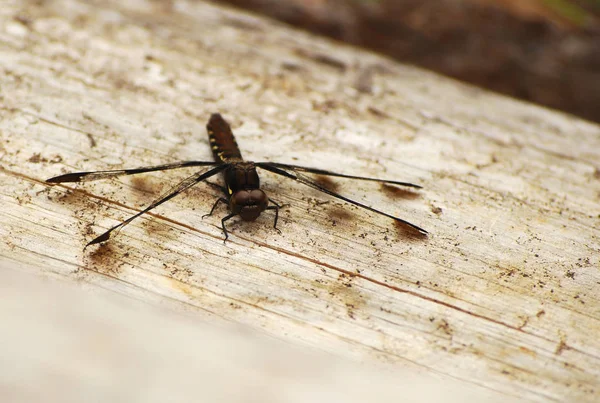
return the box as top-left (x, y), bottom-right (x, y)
top-left (215, 0), bottom-right (600, 124)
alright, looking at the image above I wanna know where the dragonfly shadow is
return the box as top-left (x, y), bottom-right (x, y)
top-left (381, 183), bottom-right (422, 200)
top-left (130, 175), bottom-right (162, 196)
top-left (393, 219), bottom-right (429, 240)
top-left (313, 175), bottom-right (340, 193)
top-left (310, 200), bottom-right (355, 223)
top-left (51, 186), bottom-right (93, 207)
top-left (85, 241), bottom-right (124, 275)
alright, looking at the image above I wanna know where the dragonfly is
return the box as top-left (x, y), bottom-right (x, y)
top-left (47, 113), bottom-right (427, 246)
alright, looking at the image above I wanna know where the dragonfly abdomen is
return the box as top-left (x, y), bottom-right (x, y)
top-left (207, 113), bottom-right (243, 163)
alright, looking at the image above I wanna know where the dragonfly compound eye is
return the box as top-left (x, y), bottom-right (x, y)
top-left (232, 189), bottom-right (268, 221)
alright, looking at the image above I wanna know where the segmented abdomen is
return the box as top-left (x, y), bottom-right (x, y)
top-left (207, 113), bottom-right (243, 163)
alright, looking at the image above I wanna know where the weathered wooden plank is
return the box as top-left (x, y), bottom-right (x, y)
top-left (1, 0), bottom-right (599, 401)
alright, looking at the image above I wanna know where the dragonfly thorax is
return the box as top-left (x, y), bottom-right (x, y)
top-left (224, 162), bottom-right (260, 192)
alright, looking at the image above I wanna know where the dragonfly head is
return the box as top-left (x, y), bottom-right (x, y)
top-left (231, 189), bottom-right (268, 221)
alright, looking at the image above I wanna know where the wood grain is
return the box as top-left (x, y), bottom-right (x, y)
top-left (1, 0), bottom-right (599, 401)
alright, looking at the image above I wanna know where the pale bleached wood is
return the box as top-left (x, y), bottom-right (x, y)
top-left (1, 266), bottom-right (505, 403)
top-left (0, 0), bottom-right (599, 402)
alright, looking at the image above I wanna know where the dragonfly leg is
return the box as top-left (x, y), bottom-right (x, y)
top-left (203, 197), bottom-right (228, 218)
top-left (266, 205), bottom-right (281, 234)
top-left (268, 198), bottom-right (287, 209)
top-left (221, 213), bottom-right (236, 242)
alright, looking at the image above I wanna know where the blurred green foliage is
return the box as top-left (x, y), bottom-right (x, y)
top-left (543, 0), bottom-right (598, 25)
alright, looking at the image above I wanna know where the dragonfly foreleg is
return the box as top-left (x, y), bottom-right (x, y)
top-left (203, 197), bottom-right (228, 219)
top-left (221, 212), bottom-right (236, 242)
top-left (266, 205), bottom-right (281, 234)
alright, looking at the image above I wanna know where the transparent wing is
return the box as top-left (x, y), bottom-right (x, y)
top-left (256, 163), bottom-right (427, 235)
top-left (85, 164), bottom-right (228, 246)
top-left (256, 162), bottom-right (421, 188)
top-left (47, 161), bottom-right (220, 183)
